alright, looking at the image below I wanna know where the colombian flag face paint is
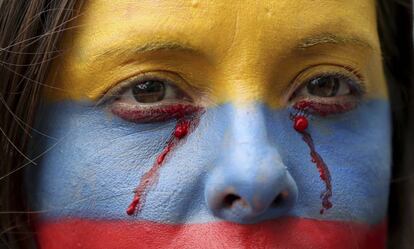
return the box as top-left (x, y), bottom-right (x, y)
top-left (27, 0), bottom-right (390, 248)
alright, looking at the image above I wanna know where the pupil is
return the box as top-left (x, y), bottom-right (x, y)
top-left (307, 76), bottom-right (340, 97)
top-left (132, 80), bottom-right (165, 103)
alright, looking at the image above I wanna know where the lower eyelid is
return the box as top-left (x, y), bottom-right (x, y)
top-left (293, 98), bottom-right (359, 116)
top-left (110, 102), bottom-right (202, 123)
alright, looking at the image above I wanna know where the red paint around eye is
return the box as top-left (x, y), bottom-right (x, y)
top-left (112, 104), bottom-right (201, 123)
top-left (294, 100), bottom-right (356, 116)
top-left (291, 111), bottom-right (333, 214)
top-left (126, 111), bottom-right (202, 216)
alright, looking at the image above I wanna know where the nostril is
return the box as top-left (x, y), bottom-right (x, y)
top-left (222, 193), bottom-right (245, 208)
top-left (271, 191), bottom-right (289, 208)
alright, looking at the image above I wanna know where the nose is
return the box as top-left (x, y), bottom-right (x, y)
top-left (205, 105), bottom-right (298, 223)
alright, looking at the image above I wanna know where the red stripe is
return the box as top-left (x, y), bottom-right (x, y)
top-left (34, 218), bottom-right (386, 249)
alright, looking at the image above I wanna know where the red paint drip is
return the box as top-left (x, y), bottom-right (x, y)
top-left (126, 113), bottom-right (201, 216)
top-left (291, 113), bottom-right (333, 214)
top-left (300, 131), bottom-right (333, 214)
top-left (173, 120), bottom-right (190, 139)
top-left (293, 116), bottom-right (309, 132)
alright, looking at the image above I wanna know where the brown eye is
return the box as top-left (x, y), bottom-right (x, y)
top-left (306, 76), bottom-right (343, 97)
top-left (132, 80), bottom-right (166, 103)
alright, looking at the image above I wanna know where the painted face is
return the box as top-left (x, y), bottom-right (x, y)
top-left (27, 0), bottom-right (391, 248)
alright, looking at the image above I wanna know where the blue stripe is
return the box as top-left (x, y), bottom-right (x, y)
top-left (26, 99), bottom-right (391, 224)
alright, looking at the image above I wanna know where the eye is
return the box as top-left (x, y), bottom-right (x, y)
top-left (289, 67), bottom-right (365, 116)
top-left (107, 74), bottom-right (194, 107)
top-left (104, 73), bottom-right (199, 123)
top-left (119, 78), bottom-right (191, 106)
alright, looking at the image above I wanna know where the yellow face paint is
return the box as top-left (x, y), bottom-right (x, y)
top-left (45, 0), bottom-right (387, 108)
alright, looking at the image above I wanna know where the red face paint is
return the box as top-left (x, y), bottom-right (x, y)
top-left (126, 107), bottom-right (202, 216)
top-left (293, 116), bottom-right (308, 132)
top-left (173, 120), bottom-right (190, 139)
top-left (111, 104), bottom-right (201, 123)
top-left (294, 100), bottom-right (356, 116)
top-left (291, 110), bottom-right (333, 214)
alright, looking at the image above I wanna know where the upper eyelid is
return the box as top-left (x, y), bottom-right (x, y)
top-left (288, 74), bottom-right (365, 103)
top-left (303, 73), bottom-right (365, 94)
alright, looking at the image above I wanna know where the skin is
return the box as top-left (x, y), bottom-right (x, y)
top-left (27, 0), bottom-right (391, 248)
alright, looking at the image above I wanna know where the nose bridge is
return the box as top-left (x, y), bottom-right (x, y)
top-left (225, 104), bottom-right (286, 192)
top-left (226, 104), bottom-right (280, 176)
top-left (215, 40), bottom-right (269, 105)
top-left (230, 104), bottom-right (268, 147)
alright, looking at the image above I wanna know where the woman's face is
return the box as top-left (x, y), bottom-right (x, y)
top-left (27, 0), bottom-right (391, 248)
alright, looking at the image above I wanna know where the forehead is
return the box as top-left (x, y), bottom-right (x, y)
top-left (77, 0), bottom-right (378, 55)
top-left (50, 0), bottom-right (383, 102)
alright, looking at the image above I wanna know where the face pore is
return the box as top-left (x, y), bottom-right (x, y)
top-left (27, 0), bottom-right (391, 248)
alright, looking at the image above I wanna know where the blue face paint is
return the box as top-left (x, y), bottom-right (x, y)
top-left (290, 113), bottom-right (333, 215)
top-left (126, 108), bottom-right (203, 216)
top-left (26, 99), bottom-right (390, 225)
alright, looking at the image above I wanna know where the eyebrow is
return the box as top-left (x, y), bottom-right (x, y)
top-left (92, 33), bottom-right (376, 64)
top-left (93, 41), bottom-right (199, 64)
top-left (296, 33), bottom-right (375, 50)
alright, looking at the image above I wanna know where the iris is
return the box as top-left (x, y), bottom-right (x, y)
top-left (306, 76), bottom-right (341, 97)
top-left (132, 80), bottom-right (166, 103)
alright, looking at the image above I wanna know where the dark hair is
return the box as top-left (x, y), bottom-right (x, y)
top-left (378, 1), bottom-right (414, 248)
top-left (0, 1), bottom-right (84, 248)
top-left (0, 1), bottom-right (412, 248)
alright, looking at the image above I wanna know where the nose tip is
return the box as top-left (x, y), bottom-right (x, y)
top-left (221, 189), bottom-right (292, 214)
top-left (205, 155), bottom-right (298, 223)
top-left (204, 104), bottom-right (298, 223)
top-left (215, 187), bottom-right (295, 216)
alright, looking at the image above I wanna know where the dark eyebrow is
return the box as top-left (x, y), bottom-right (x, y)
top-left (296, 33), bottom-right (376, 51)
top-left (93, 41), bottom-right (200, 64)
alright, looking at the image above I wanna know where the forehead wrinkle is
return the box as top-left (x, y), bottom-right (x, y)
top-left (296, 33), bottom-right (376, 51)
top-left (92, 41), bottom-right (202, 65)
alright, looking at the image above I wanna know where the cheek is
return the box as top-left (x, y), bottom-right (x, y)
top-left (26, 101), bottom-right (220, 222)
top-left (26, 99), bottom-right (390, 248)
top-left (26, 101), bottom-right (176, 219)
top-left (272, 99), bottom-right (391, 223)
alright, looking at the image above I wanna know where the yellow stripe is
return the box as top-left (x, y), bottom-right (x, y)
top-left (44, 0), bottom-right (387, 107)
